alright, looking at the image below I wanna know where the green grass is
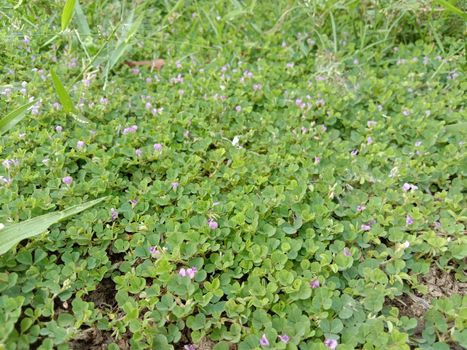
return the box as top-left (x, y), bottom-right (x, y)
top-left (0, 1), bottom-right (466, 349)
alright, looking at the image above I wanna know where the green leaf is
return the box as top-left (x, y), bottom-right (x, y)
top-left (0, 100), bottom-right (35, 135)
top-left (61, 0), bottom-right (77, 31)
top-left (0, 197), bottom-right (107, 255)
top-left (50, 69), bottom-right (75, 114)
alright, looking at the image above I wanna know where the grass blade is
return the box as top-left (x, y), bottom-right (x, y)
top-left (0, 100), bottom-right (35, 135)
top-left (0, 197), bottom-right (108, 255)
top-left (61, 0), bottom-right (77, 31)
top-left (435, 0), bottom-right (467, 19)
top-left (50, 69), bottom-right (75, 114)
top-left (74, 0), bottom-right (91, 37)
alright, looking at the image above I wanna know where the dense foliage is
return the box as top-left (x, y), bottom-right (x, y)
top-left (0, 1), bottom-right (465, 349)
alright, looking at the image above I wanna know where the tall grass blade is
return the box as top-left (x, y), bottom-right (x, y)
top-left (74, 0), bottom-right (91, 37)
top-left (103, 9), bottom-right (143, 89)
top-left (0, 197), bottom-right (108, 255)
top-left (61, 0), bottom-right (77, 31)
top-left (50, 69), bottom-right (75, 114)
top-left (435, 0), bottom-right (467, 19)
top-left (0, 101), bottom-right (35, 135)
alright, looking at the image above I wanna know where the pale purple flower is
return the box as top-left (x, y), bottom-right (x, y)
top-left (310, 279), bottom-right (320, 288)
top-left (129, 199), bottom-right (138, 207)
top-left (415, 141), bottom-right (422, 147)
top-left (184, 345), bottom-right (195, 350)
top-left (2, 159), bottom-right (14, 169)
top-left (434, 221), bottom-right (441, 229)
top-left (316, 76), bottom-right (326, 81)
top-left (301, 127), bottom-right (308, 134)
top-left (361, 224), bottom-right (371, 231)
top-left (53, 102), bottom-right (61, 110)
top-left (179, 268), bottom-right (187, 277)
top-left (20, 88), bottom-right (27, 95)
top-left (23, 36), bottom-right (30, 45)
top-left (153, 143), bottom-right (162, 152)
top-left (406, 215), bottom-right (414, 225)
top-left (186, 267), bottom-right (197, 279)
top-left (356, 204), bottom-right (366, 212)
top-left (295, 98), bottom-right (303, 106)
top-left (178, 89), bottom-right (185, 96)
top-left (122, 125), bottom-right (138, 135)
top-left (235, 105), bottom-right (242, 112)
top-left (314, 156), bottom-right (321, 164)
top-left (0, 176), bottom-right (12, 185)
top-left (135, 148), bottom-right (142, 157)
top-left (146, 77), bottom-right (152, 84)
top-left (208, 219), bottom-right (218, 230)
top-left (321, 124), bottom-right (327, 132)
top-left (100, 97), bottom-right (109, 105)
top-left (145, 102), bottom-right (152, 110)
top-left (403, 183), bottom-right (418, 192)
top-left (259, 334), bottom-right (269, 347)
top-left (278, 334), bottom-right (290, 344)
top-left (343, 247), bottom-right (352, 257)
top-left (149, 246), bottom-right (160, 257)
top-left (76, 140), bottom-right (85, 149)
top-left (171, 182), bottom-right (179, 190)
top-left (253, 84), bottom-right (262, 91)
top-left (131, 68), bottom-right (140, 75)
top-left (316, 98), bottom-right (325, 107)
top-left (286, 62), bottom-right (294, 68)
top-left (367, 136), bottom-right (373, 144)
top-left (176, 61), bottom-right (182, 69)
top-left (62, 176), bottom-right (73, 185)
top-left (324, 339), bottom-right (338, 350)
top-left (401, 241), bottom-right (410, 249)
top-left (423, 56), bottom-right (429, 65)
top-left (110, 208), bottom-right (118, 221)
top-left (351, 150), bottom-right (358, 157)
top-left (402, 109), bottom-right (410, 116)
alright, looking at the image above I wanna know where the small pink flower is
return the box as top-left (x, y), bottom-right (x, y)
top-left (310, 279), bottom-right (320, 288)
top-left (259, 334), bottom-right (269, 346)
top-left (324, 339), bottom-right (338, 350)
top-left (403, 183), bottom-right (418, 192)
top-left (235, 105), bottom-right (242, 112)
top-left (314, 156), bottom-right (321, 164)
top-left (62, 176), bottom-right (73, 185)
top-left (367, 136), bottom-right (373, 144)
top-left (406, 215), bottom-right (414, 225)
top-left (131, 68), bottom-right (140, 75)
top-left (361, 224), bottom-right (371, 231)
top-left (184, 345), bottom-right (195, 350)
top-left (171, 182), bottom-right (179, 190)
top-left (153, 143), bottom-right (162, 152)
top-left (356, 204), bottom-right (366, 212)
top-left (145, 102), bottom-right (152, 110)
top-left (135, 148), bottom-right (142, 157)
top-left (77, 140), bottom-right (85, 149)
top-left (129, 199), bottom-right (138, 207)
top-left (178, 268), bottom-right (187, 277)
top-left (208, 219), bottom-right (218, 230)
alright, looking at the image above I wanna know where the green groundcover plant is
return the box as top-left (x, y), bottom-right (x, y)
top-left (0, 1), bottom-right (465, 349)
